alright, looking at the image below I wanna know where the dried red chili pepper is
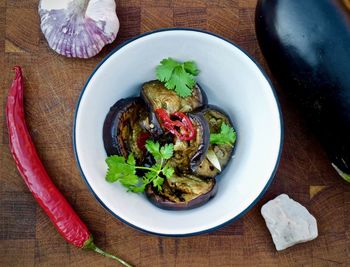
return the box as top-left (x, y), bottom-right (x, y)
top-left (6, 67), bottom-right (132, 267)
top-left (155, 108), bottom-right (196, 141)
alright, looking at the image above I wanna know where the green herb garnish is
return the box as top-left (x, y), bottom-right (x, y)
top-left (105, 140), bottom-right (174, 192)
top-left (210, 123), bottom-right (236, 146)
top-left (156, 58), bottom-right (199, 98)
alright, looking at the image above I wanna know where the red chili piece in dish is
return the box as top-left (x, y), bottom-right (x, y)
top-left (136, 132), bottom-right (151, 151)
top-left (155, 108), bottom-right (196, 141)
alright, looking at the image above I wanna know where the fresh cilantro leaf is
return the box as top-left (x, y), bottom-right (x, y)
top-left (144, 171), bottom-right (164, 191)
top-left (150, 163), bottom-right (162, 176)
top-left (118, 173), bottom-right (139, 187)
top-left (152, 176), bottom-right (164, 191)
top-left (105, 155), bottom-right (132, 183)
top-left (156, 58), bottom-right (179, 82)
top-left (210, 123), bottom-right (237, 146)
top-left (156, 58), bottom-right (199, 98)
top-left (105, 155), bottom-right (137, 186)
top-left (127, 153), bottom-right (136, 166)
top-left (162, 163), bottom-right (174, 179)
top-left (184, 61), bottom-right (200, 76)
top-left (165, 66), bottom-right (195, 97)
top-left (129, 184), bottom-right (146, 193)
top-left (145, 140), bottom-right (161, 160)
top-left (106, 155), bottom-right (125, 167)
top-left (105, 141), bottom-right (175, 193)
top-left (145, 171), bottom-right (158, 182)
top-left (160, 143), bottom-right (174, 160)
top-left (106, 168), bottom-right (120, 183)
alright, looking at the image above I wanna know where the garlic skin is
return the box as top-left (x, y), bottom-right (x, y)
top-left (39, 0), bottom-right (119, 58)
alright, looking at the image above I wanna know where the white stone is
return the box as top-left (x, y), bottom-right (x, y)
top-left (261, 194), bottom-right (318, 251)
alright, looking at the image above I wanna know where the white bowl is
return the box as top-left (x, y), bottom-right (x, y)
top-left (73, 29), bottom-right (283, 236)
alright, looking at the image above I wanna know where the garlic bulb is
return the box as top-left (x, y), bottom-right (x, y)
top-left (39, 0), bottom-right (119, 58)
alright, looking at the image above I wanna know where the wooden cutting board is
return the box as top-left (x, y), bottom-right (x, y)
top-left (0, 0), bottom-right (349, 266)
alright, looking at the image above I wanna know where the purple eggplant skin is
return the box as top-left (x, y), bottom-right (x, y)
top-left (103, 97), bottom-right (147, 159)
top-left (140, 80), bottom-right (208, 137)
top-left (188, 113), bottom-right (210, 172)
top-left (256, 0), bottom-right (350, 180)
top-left (195, 83), bottom-right (208, 108)
top-left (145, 177), bottom-right (218, 210)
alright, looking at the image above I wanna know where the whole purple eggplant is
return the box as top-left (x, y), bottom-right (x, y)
top-left (256, 0), bottom-right (350, 182)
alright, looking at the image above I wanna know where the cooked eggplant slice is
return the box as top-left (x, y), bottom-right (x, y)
top-left (195, 105), bottom-right (235, 178)
top-left (146, 174), bottom-right (217, 210)
top-left (140, 80), bottom-right (207, 136)
top-left (103, 97), bottom-right (149, 162)
top-left (167, 113), bottom-right (210, 174)
top-left (142, 80), bottom-right (207, 113)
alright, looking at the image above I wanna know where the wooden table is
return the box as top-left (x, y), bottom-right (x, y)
top-left (1, 1), bottom-right (349, 266)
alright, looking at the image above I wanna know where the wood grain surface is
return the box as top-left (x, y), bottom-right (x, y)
top-left (1, 0), bottom-right (349, 266)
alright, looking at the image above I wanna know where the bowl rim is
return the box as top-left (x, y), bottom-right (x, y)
top-left (73, 28), bottom-right (284, 237)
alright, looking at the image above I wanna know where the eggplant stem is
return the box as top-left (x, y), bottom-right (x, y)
top-left (332, 163), bottom-right (350, 183)
top-left (84, 239), bottom-right (133, 267)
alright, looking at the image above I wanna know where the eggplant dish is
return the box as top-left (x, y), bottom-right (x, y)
top-left (103, 80), bottom-right (236, 210)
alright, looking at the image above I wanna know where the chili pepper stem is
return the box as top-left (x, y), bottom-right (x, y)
top-left (84, 237), bottom-right (133, 267)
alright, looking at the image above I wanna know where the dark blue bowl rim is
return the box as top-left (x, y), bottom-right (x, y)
top-left (72, 28), bottom-right (284, 237)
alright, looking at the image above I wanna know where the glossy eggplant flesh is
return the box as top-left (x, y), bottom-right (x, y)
top-left (195, 105), bottom-right (235, 178)
top-left (103, 97), bottom-right (149, 163)
top-left (145, 174), bottom-right (217, 210)
top-left (140, 80), bottom-right (207, 136)
top-left (167, 113), bottom-right (210, 174)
